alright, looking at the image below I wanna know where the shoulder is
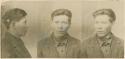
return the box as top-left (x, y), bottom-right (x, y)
top-left (68, 35), bottom-right (81, 45)
top-left (82, 35), bottom-right (95, 44)
top-left (112, 35), bottom-right (124, 46)
top-left (38, 36), bottom-right (50, 45)
top-left (70, 36), bottom-right (80, 42)
top-left (2, 32), bottom-right (14, 44)
top-left (81, 35), bottom-right (97, 49)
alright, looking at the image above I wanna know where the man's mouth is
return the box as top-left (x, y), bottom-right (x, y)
top-left (97, 31), bottom-right (104, 34)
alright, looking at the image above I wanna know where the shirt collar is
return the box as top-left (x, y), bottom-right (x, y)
top-left (51, 32), bottom-right (68, 47)
top-left (97, 33), bottom-right (112, 47)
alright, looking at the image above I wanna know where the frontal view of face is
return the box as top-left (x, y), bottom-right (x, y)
top-left (94, 15), bottom-right (113, 38)
top-left (52, 15), bottom-right (70, 37)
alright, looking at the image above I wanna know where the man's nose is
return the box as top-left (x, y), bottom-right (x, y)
top-left (97, 25), bottom-right (103, 30)
top-left (57, 23), bottom-right (63, 29)
top-left (96, 24), bottom-right (103, 29)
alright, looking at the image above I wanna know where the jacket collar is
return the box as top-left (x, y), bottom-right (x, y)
top-left (91, 33), bottom-right (122, 58)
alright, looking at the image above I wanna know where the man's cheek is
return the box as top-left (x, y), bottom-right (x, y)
top-left (103, 26), bottom-right (109, 34)
top-left (65, 26), bottom-right (69, 31)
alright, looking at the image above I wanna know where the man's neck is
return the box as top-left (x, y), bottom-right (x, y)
top-left (53, 32), bottom-right (67, 42)
top-left (97, 32), bottom-right (112, 41)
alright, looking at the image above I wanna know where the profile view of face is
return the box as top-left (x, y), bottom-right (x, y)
top-left (52, 15), bottom-right (70, 37)
top-left (94, 15), bottom-right (113, 37)
top-left (12, 17), bottom-right (28, 37)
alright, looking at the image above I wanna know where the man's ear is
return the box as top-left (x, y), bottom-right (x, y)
top-left (9, 21), bottom-right (15, 29)
top-left (6, 19), bottom-right (10, 23)
top-left (50, 20), bottom-right (54, 29)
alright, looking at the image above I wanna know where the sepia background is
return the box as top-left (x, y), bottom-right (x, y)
top-left (1, 0), bottom-right (124, 57)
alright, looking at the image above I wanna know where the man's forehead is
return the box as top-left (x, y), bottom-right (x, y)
top-left (53, 15), bottom-right (69, 21)
top-left (53, 15), bottom-right (68, 18)
top-left (95, 15), bottom-right (110, 21)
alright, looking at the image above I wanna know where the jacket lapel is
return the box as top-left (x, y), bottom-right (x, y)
top-left (110, 35), bottom-right (120, 58)
top-left (5, 32), bottom-right (31, 57)
top-left (47, 35), bottom-right (59, 57)
top-left (66, 36), bottom-right (73, 57)
top-left (86, 34), bottom-right (123, 58)
top-left (65, 35), bottom-right (80, 58)
top-left (88, 35), bottom-right (104, 58)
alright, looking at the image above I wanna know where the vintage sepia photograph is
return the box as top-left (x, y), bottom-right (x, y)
top-left (1, 0), bottom-right (124, 58)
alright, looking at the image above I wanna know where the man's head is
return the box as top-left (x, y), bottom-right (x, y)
top-left (93, 9), bottom-right (116, 37)
top-left (2, 8), bottom-right (28, 37)
top-left (51, 9), bottom-right (72, 37)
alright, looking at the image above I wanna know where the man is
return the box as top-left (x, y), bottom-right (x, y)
top-left (37, 9), bottom-right (81, 58)
top-left (1, 8), bottom-right (31, 58)
top-left (81, 9), bottom-right (124, 58)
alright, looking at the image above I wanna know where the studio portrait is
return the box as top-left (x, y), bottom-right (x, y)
top-left (1, 0), bottom-right (124, 58)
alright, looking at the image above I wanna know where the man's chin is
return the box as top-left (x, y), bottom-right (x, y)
top-left (55, 32), bottom-right (66, 36)
top-left (19, 33), bottom-right (26, 37)
top-left (96, 33), bottom-right (106, 38)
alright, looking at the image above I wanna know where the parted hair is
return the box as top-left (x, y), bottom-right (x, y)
top-left (51, 9), bottom-right (72, 23)
top-left (93, 8), bottom-right (116, 23)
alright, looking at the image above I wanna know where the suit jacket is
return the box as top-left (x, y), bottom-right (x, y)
top-left (37, 33), bottom-right (81, 58)
top-left (1, 32), bottom-right (31, 58)
top-left (81, 34), bottom-right (124, 58)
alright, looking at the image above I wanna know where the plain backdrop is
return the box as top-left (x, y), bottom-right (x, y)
top-left (1, 0), bottom-right (124, 57)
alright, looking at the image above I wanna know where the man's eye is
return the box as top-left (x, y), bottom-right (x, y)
top-left (95, 21), bottom-right (107, 24)
top-left (101, 22), bottom-right (107, 24)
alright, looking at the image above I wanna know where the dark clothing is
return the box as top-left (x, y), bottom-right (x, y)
top-left (81, 34), bottom-right (124, 58)
top-left (37, 33), bottom-right (81, 58)
top-left (97, 33), bottom-right (112, 58)
top-left (1, 32), bottom-right (31, 58)
top-left (53, 34), bottom-right (68, 57)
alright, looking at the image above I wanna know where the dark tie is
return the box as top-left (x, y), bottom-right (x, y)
top-left (102, 41), bottom-right (110, 47)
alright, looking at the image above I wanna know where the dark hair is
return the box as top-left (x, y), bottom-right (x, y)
top-left (93, 9), bottom-right (116, 23)
top-left (2, 8), bottom-right (27, 29)
top-left (51, 9), bottom-right (72, 23)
